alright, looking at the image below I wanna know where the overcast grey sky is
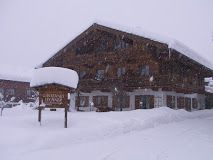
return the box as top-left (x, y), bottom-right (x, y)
top-left (0, 0), bottom-right (213, 74)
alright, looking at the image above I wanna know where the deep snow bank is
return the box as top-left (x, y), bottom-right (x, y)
top-left (1, 105), bottom-right (213, 141)
top-left (1, 105), bottom-right (213, 160)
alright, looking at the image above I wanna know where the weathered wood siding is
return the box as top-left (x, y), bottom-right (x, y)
top-left (42, 24), bottom-right (213, 96)
top-left (0, 80), bottom-right (34, 102)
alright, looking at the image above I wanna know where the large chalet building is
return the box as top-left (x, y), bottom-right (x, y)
top-left (39, 23), bottom-right (213, 111)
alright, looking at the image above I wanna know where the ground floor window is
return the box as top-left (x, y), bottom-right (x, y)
top-left (112, 95), bottom-right (129, 109)
top-left (135, 95), bottom-right (154, 109)
top-left (185, 97), bottom-right (191, 111)
top-left (75, 96), bottom-right (89, 107)
top-left (177, 97), bottom-right (185, 109)
top-left (93, 96), bottom-right (108, 108)
top-left (5, 89), bottom-right (15, 96)
top-left (192, 98), bottom-right (198, 109)
top-left (167, 95), bottom-right (176, 109)
top-left (26, 89), bottom-right (35, 97)
top-left (177, 97), bottom-right (192, 110)
top-left (154, 96), bottom-right (163, 108)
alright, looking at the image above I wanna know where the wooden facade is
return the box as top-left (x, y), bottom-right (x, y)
top-left (0, 79), bottom-right (35, 103)
top-left (41, 23), bottom-right (213, 111)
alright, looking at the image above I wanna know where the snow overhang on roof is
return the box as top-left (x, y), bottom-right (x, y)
top-left (94, 21), bottom-right (213, 70)
top-left (36, 20), bottom-right (213, 70)
top-left (30, 67), bottom-right (79, 89)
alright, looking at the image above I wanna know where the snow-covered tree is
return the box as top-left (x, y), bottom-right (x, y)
top-left (0, 93), bottom-right (5, 116)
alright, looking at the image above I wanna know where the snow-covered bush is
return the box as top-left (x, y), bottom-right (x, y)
top-left (0, 93), bottom-right (4, 101)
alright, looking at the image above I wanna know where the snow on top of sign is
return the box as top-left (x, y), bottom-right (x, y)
top-left (30, 67), bottom-right (79, 89)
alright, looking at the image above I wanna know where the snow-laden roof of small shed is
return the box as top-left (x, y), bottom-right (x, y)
top-left (0, 65), bottom-right (31, 82)
top-left (0, 73), bottom-right (30, 82)
top-left (37, 21), bottom-right (213, 70)
top-left (30, 67), bottom-right (79, 89)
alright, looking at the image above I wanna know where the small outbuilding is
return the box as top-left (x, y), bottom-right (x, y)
top-left (0, 73), bottom-right (34, 103)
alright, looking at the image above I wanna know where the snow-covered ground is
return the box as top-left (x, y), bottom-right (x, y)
top-left (1, 105), bottom-right (213, 160)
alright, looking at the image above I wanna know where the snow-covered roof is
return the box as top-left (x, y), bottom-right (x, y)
top-left (0, 64), bottom-right (32, 82)
top-left (30, 67), bottom-right (79, 89)
top-left (95, 21), bottom-right (213, 70)
top-left (0, 73), bottom-right (30, 82)
top-left (37, 21), bottom-right (213, 70)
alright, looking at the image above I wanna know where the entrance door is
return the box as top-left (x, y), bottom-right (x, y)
top-left (135, 95), bottom-right (154, 109)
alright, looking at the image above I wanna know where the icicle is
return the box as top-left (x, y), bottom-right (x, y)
top-left (169, 48), bottom-right (171, 59)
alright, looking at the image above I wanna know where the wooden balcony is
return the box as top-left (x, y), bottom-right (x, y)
top-left (156, 75), bottom-right (205, 94)
top-left (78, 74), bottom-right (205, 94)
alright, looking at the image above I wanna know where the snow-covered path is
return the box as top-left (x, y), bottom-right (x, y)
top-left (0, 106), bottom-right (213, 160)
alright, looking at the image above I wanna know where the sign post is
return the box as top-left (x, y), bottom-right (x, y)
top-left (65, 105), bottom-right (68, 128)
top-left (37, 85), bottom-right (71, 128)
top-left (30, 67), bottom-right (79, 128)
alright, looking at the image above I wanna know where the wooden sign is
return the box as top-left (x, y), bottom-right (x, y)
top-left (36, 84), bottom-right (71, 128)
top-left (40, 90), bottom-right (68, 108)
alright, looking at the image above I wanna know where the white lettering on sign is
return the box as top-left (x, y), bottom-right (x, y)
top-left (42, 93), bottom-right (65, 105)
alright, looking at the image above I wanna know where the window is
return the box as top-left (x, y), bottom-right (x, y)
top-left (177, 97), bottom-right (185, 109)
top-left (167, 95), bottom-right (176, 109)
top-left (93, 96), bottom-right (108, 108)
top-left (140, 65), bottom-right (149, 76)
top-left (192, 98), bottom-right (198, 109)
top-left (5, 89), bottom-right (15, 96)
top-left (112, 95), bottom-right (129, 109)
top-left (198, 77), bottom-right (204, 86)
top-left (26, 89), bottom-right (33, 97)
top-left (185, 98), bottom-right (191, 111)
top-left (76, 96), bottom-right (89, 107)
top-left (135, 95), bottom-right (154, 109)
top-left (95, 70), bottom-right (105, 81)
top-left (114, 37), bottom-right (133, 50)
top-left (117, 67), bottom-right (126, 77)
